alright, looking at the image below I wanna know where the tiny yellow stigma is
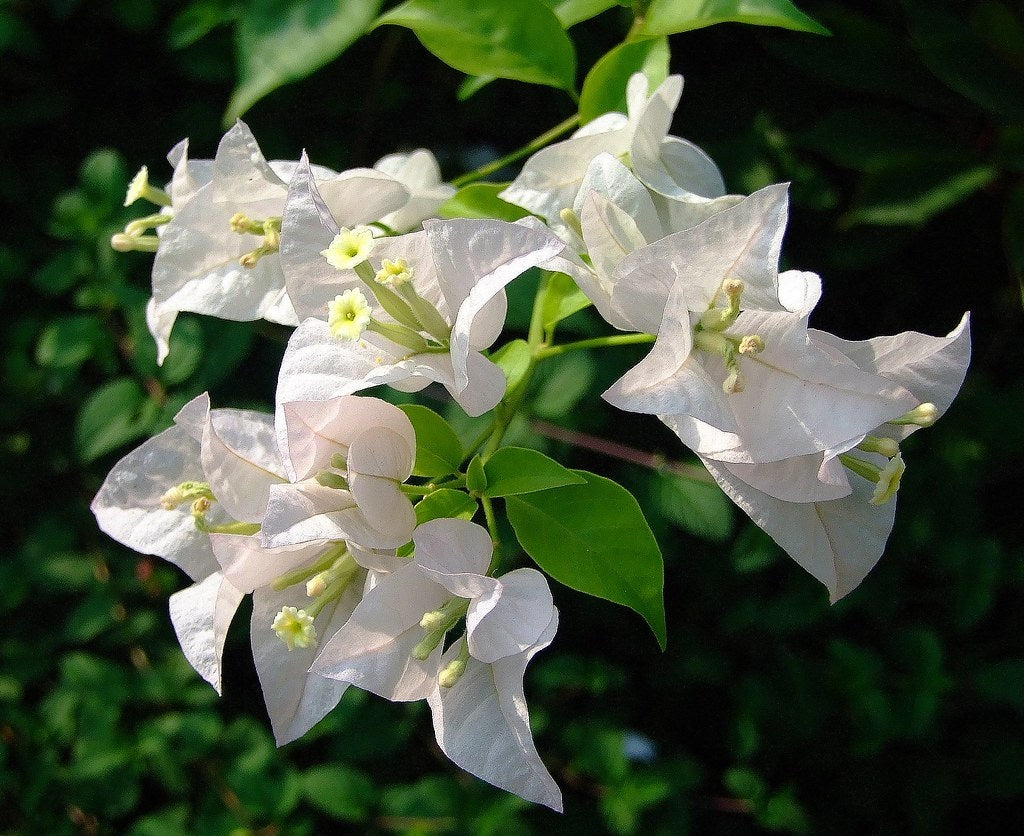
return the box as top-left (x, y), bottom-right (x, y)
top-left (375, 258), bottom-right (413, 287)
top-left (321, 226), bottom-right (375, 271)
top-left (870, 453), bottom-right (905, 505)
top-left (272, 606), bottom-right (317, 651)
top-left (327, 288), bottom-right (372, 340)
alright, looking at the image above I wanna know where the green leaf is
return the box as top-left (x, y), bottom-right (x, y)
top-left (490, 339), bottom-right (532, 392)
top-left (159, 316), bottom-right (204, 386)
top-left (414, 489), bottom-right (478, 525)
top-left (168, 0), bottom-right (236, 50)
top-left (903, 0), bottom-right (1024, 122)
top-left (845, 159), bottom-right (996, 227)
top-left (457, 74), bottom-right (496, 100)
top-left (376, 0), bottom-right (577, 92)
top-left (466, 454), bottom-right (487, 493)
top-left (75, 378), bottom-right (158, 462)
top-left (637, 0), bottom-right (829, 37)
top-left (532, 351), bottom-right (594, 419)
top-left (439, 183), bottom-right (530, 221)
top-left (482, 447), bottom-right (584, 497)
top-left (654, 471), bottom-right (734, 542)
top-left (399, 404), bottom-right (463, 477)
top-left (35, 315), bottom-right (109, 370)
top-left (543, 0), bottom-right (618, 28)
top-left (579, 37), bottom-right (669, 124)
top-left (225, 0), bottom-right (382, 125)
top-left (542, 271), bottom-right (592, 331)
top-left (302, 764), bottom-right (377, 821)
top-left (974, 659), bottom-right (1024, 712)
top-left (506, 470), bottom-right (666, 648)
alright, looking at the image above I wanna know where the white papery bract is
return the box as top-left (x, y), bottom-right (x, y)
top-left (702, 313), bottom-right (971, 600)
top-left (148, 122), bottom-right (409, 356)
top-left (550, 153), bottom-right (743, 330)
top-left (373, 148), bottom-right (456, 233)
top-left (262, 395), bottom-right (417, 549)
top-left (428, 609), bottom-right (561, 812)
top-left (311, 518), bottom-right (560, 809)
top-left (91, 392), bottom-right (287, 693)
top-left (501, 73), bottom-right (729, 237)
top-left (210, 532), bottom-right (404, 745)
top-left (601, 183), bottom-right (922, 463)
top-left (276, 166), bottom-right (564, 417)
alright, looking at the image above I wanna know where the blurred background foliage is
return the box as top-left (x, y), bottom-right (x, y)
top-left (2, 0), bottom-right (1023, 832)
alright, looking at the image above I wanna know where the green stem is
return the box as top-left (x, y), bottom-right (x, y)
top-left (536, 332), bottom-right (656, 360)
top-left (482, 495), bottom-right (502, 575)
top-left (451, 114), bottom-right (581, 188)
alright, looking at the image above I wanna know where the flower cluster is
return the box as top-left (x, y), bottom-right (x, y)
top-left (96, 72), bottom-right (970, 809)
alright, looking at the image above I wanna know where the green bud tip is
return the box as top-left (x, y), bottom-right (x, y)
top-left (110, 233), bottom-right (159, 253)
top-left (306, 572), bottom-right (328, 598)
top-left (420, 610), bottom-right (446, 631)
top-left (891, 402), bottom-right (938, 428)
top-left (439, 658), bottom-right (467, 689)
top-left (559, 207), bottom-right (584, 239)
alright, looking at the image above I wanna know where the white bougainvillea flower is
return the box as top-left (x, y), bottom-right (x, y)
top-left (701, 313), bottom-right (971, 600)
top-left (500, 73), bottom-right (727, 235)
top-left (551, 153), bottom-right (743, 330)
top-left (373, 148), bottom-right (456, 233)
top-left (91, 392), bottom-right (287, 692)
top-left (261, 396), bottom-right (417, 549)
top-left (148, 122), bottom-right (408, 353)
top-left (276, 171), bottom-right (564, 418)
top-left (428, 608), bottom-right (561, 812)
top-left (607, 267), bottom-right (920, 463)
top-left (209, 532), bottom-right (404, 745)
top-left (310, 518), bottom-right (559, 807)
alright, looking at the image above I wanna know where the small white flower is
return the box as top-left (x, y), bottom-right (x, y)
top-left (327, 288), bottom-right (372, 340)
top-left (321, 226), bottom-right (376, 270)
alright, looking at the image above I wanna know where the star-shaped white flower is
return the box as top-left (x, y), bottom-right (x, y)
top-left (701, 313), bottom-right (971, 600)
top-left (310, 518), bottom-right (560, 809)
top-left (277, 161), bottom-right (564, 418)
top-left (148, 122), bottom-right (409, 354)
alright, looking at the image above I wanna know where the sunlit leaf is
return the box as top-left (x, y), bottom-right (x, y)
top-left (507, 470), bottom-right (666, 648)
top-left (225, 0), bottom-right (381, 124)
top-left (637, 0), bottom-right (829, 37)
top-left (376, 0), bottom-right (577, 92)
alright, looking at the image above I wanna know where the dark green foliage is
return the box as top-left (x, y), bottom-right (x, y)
top-left (2, 0), bottom-right (1023, 832)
